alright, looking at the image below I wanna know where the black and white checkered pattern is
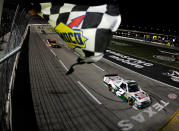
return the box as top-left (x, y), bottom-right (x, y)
top-left (40, 3), bottom-right (121, 56)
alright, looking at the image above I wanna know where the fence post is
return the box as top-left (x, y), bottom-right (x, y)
top-left (0, 0), bottom-right (4, 25)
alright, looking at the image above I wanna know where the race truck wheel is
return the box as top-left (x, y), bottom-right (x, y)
top-left (128, 97), bottom-right (134, 106)
top-left (108, 84), bottom-right (112, 91)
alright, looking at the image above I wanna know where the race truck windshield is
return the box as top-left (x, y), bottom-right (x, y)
top-left (128, 82), bottom-right (139, 92)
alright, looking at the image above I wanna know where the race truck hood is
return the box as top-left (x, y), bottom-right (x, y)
top-left (130, 90), bottom-right (150, 103)
top-left (113, 80), bottom-right (122, 87)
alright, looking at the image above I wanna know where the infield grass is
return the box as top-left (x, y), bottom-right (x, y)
top-left (109, 38), bottom-right (179, 69)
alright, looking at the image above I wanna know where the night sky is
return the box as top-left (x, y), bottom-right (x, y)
top-left (122, 1), bottom-right (178, 35)
top-left (120, 1), bottom-right (178, 25)
top-left (4, 0), bottom-right (179, 35)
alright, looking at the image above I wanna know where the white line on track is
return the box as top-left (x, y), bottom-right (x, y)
top-left (59, 60), bottom-right (68, 71)
top-left (49, 47), bottom-right (69, 72)
top-left (92, 63), bottom-right (105, 72)
top-left (50, 49), bottom-right (56, 57)
top-left (77, 81), bottom-right (102, 105)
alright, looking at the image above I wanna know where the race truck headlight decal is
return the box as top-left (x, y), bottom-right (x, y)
top-left (38, 2), bottom-right (121, 74)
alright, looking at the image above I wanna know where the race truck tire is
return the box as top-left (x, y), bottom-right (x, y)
top-left (108, 84), bottom-right (112, 91)
top-left (128, 97), bottom-right (134, 106)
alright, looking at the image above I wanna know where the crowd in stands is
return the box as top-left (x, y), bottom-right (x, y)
top-left (115, 29), bottom-right (179, 47)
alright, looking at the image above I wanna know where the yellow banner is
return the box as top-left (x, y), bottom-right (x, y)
top-left (55, 23), bottom-right (87, 48)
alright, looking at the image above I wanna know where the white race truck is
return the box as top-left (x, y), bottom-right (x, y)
top-left (103, 74), bottom-right (151, 109)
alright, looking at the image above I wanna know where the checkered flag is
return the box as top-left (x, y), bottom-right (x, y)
top-left (39, 2), bottom-right (121, 74)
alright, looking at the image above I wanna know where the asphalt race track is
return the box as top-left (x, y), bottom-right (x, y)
top-left (104, 48), bottom-right (179, 88)
top-left (26, 25), bottom-right (179, 131)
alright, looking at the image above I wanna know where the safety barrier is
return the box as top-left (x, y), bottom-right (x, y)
top-left (0, 5), bottom-right (32, 130)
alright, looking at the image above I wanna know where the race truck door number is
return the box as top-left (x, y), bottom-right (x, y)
top-left (116, 89), bottom-right (125, 96)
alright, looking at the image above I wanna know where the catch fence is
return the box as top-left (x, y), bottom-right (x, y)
top-left (0, 5), bottom-right (31, 130)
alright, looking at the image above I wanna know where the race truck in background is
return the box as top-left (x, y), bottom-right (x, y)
top-left (103, 74), bottom-right (151, 109)
top-left (47, 39), bottom-right (61, 48)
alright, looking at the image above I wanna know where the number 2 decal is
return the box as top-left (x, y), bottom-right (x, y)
top-left (116, 89), bottom-right (124, 96)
